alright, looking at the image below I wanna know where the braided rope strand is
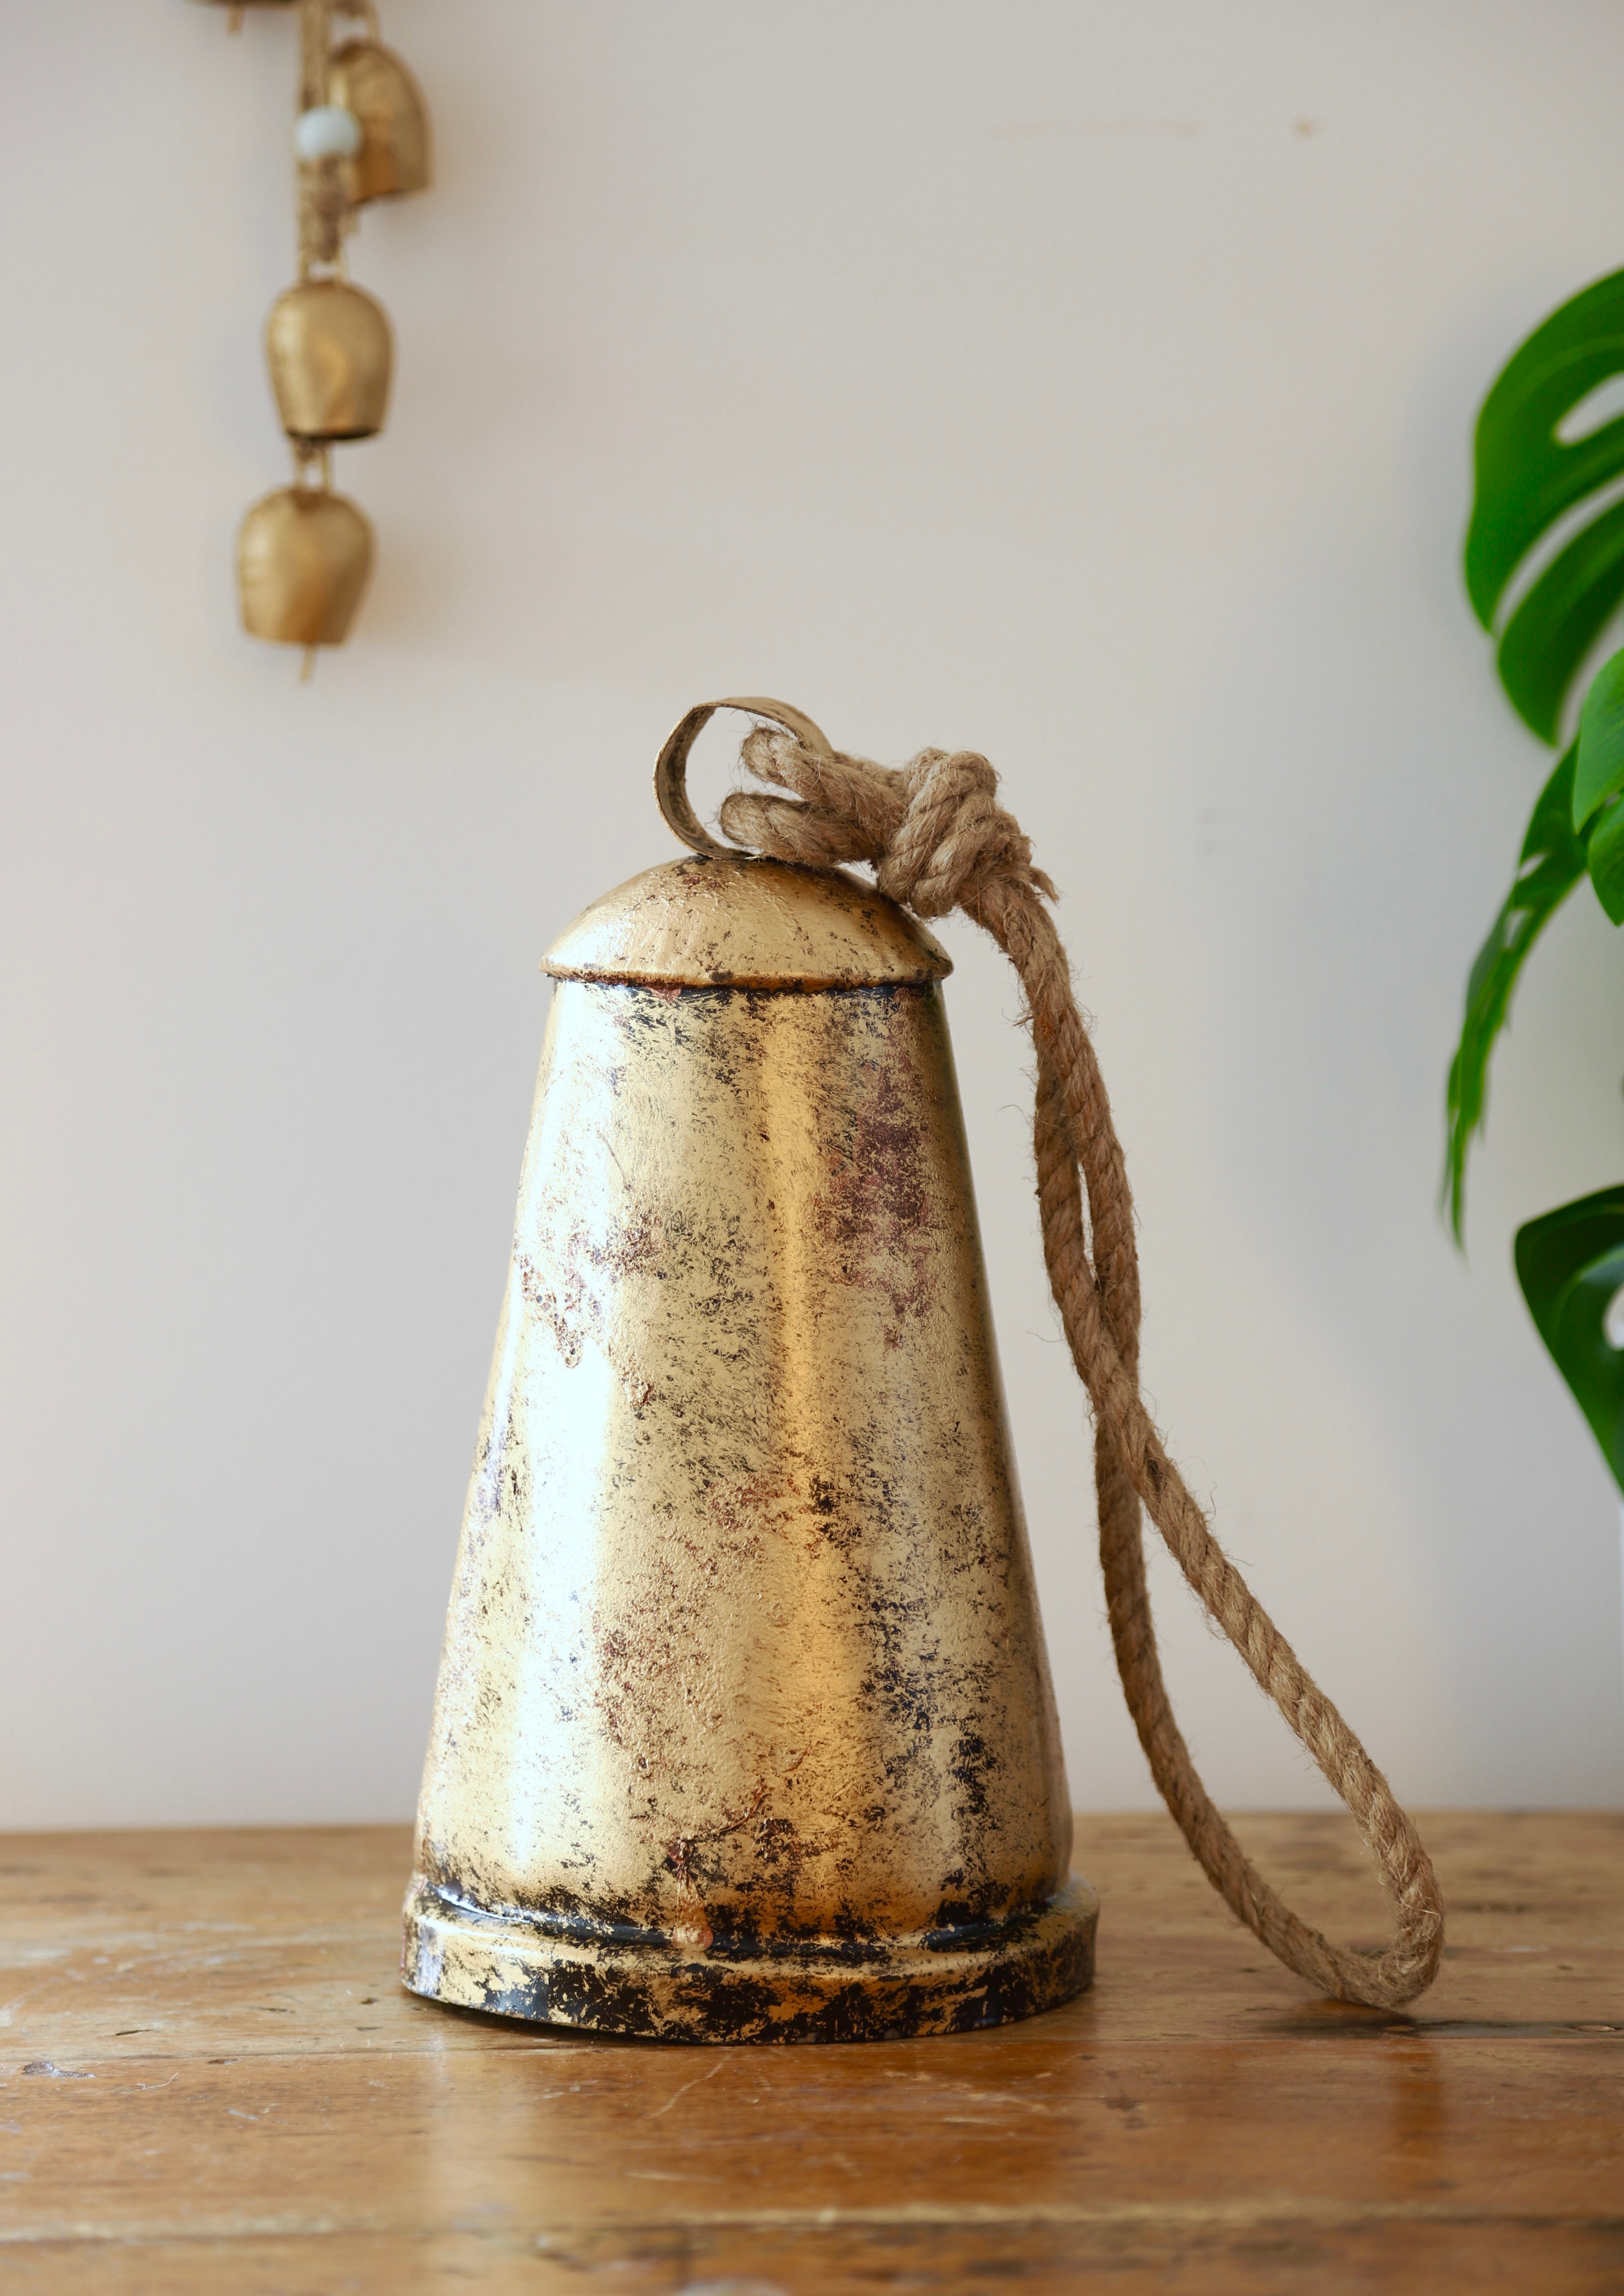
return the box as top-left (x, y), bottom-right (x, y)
top-left (720, 726), bottom-right (1445, 2009)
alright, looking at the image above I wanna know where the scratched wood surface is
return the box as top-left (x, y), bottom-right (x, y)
top-left (0, 1812), bottom-right (1619, 2292)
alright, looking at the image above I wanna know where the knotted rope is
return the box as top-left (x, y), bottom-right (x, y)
top-left (720, 726), bottom-right (1444, 2009)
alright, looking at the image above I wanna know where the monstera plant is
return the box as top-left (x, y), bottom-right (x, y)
top-left (1448, 267), bottom-right (1624, 1491)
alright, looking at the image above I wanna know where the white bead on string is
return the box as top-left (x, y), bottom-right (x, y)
top-left (293, 105), bottom-right (364, 163)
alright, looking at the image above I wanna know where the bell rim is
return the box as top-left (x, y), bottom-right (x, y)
top-left (400, 1874), bottom-right (1097, 2044)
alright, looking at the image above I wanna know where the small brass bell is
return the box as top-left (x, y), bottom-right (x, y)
top-left (264, 279), bottom-right (392, 443)
top-left (403, 702), bottom-right (1097, 2042)
top-left (327, 38), bottom-right (430, 203)
top-left (238, 483), bottom-right (372, 645)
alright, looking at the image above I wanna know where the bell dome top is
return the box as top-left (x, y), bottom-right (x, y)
top-left (543, 854), bottom-right (952, 990)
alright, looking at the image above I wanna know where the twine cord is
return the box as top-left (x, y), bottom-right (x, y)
top-left (298, 0), bottom-right (349, 276)
top-left (720, 726), bottom-right (1445, 2010)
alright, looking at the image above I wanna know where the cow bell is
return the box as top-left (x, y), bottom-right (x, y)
top-left (264, 279), bottom-right (392, 443)
top-left (237, 482), bottom-right (372, 645)
top-left (402, 701), bottom-right (1097, 2042)
top-left (327, 38), bottom-right (431, 203)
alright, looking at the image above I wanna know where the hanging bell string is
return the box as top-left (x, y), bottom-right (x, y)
top-left (719, 726), bottom-right (1445, 2011)
top-left (297, 0), bottom-right (349, 275)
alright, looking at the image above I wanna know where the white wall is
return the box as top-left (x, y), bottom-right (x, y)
top-left (3, 0), bottom-right (1622, 1831)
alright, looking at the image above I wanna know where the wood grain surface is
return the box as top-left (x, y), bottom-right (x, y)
top-left (0, 1812), bottom-right (1618, 2291)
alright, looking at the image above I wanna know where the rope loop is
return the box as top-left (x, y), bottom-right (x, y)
top-left (717, 714), bottom-right (1445, 2011)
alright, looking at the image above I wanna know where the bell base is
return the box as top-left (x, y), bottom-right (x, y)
top-left (400, 1875), bottom-right (1097, 2044)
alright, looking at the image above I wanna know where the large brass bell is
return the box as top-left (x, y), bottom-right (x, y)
top-left (264, 279), bottom-right (392, 443)
top-left (402, 701), bottom-right (1097, 2043)
top-left (327, 39), bottom-right (430, 202)
top-left (238, 484), bottom-right (372, 645)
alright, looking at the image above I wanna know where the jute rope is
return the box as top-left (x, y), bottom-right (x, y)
top-left (297, 0), bottom-right (362, 276)
top-left (720, 726), bottom-right (1445, 2009)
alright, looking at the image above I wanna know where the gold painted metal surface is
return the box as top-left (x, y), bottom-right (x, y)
top-left (327, 37), bottom-right (431, 202)
top-left (264, 279), bottom-right (392, 443)
top-left (545, 853), bottom-right (951, 990)
top-left (238, 484), bottom-right (372, 645)
top-left (406, 861), bottom-right (1090, 2040)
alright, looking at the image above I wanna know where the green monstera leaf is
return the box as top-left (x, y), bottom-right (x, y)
top-left (1444, 745), bottom-right (1587, 1242)
top-left (1574, 645), bottom-right (1624, 921)
top-left (1448, 268), bottom-right (1624, 1236)
top-left (1467, 266), bottom-right (1624, 740)
top-left (1515, 1187), bottom-right (1624, 1495)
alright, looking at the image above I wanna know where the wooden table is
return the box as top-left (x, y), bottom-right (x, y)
top-left (0, 1813), bottom-right (1618, 2292)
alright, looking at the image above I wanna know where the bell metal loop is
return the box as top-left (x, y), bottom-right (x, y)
top-left (654, 697), bottom-right (835, 859)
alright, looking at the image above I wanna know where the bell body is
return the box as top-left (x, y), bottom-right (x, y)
top-left (328, 39), bottom-right (431, 202)
top-left (237, 484), bottom-right (372, 645)
top-left (404, 857), bottom-right (1095, 2040)
top-left (265, 279), bottom-right (392, 443)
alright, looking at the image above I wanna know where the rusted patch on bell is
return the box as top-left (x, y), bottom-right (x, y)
top-left (811, 1000), bottom-right (944, 1343)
